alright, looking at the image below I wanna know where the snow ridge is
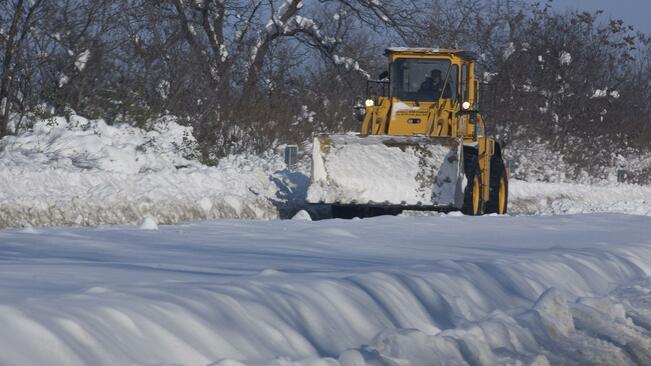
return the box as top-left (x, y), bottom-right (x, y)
top-left (1, 214), bottom-right (651, 365)
top-left (0, 115), bottom-right (649, 229)
top-left (0, 115), bottom-right (304, 227)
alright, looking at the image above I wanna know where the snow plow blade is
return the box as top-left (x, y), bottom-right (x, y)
top-left (307, 134), bottom-right (466, 208)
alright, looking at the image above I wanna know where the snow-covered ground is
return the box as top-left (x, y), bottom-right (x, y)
top-left (0, 115), bottom-right (649, 229)
top-left (2, 115), bottom-right (651, 365)
top-left (0, 115), bottom-right (305, 228)
top-left (2, 214), bottom-right (651, 365)
top-left (509, 180), bottom-right (651, 216)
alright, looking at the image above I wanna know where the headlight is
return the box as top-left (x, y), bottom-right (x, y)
top-left (365, 99), bottom-right (375, 107)
top-left (462, 101), bottom-right (471, 110)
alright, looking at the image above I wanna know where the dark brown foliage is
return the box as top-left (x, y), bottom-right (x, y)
top-left (0, 0), bottom-right (649, 181)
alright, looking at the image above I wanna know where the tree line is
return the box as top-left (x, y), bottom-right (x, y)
top-left (1, 0), bottom-right (650, 179)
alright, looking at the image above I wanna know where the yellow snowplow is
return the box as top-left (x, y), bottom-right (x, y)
top-left (307, 48), bottom-right (508, 216)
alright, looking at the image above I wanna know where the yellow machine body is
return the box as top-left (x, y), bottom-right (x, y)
top-left (307, 48), bottom-right (507, 214)
top-left (361, 48), bottom-right (495, 202)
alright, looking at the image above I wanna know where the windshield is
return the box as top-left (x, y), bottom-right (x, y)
top-left (390, 58), bottom-right (456, 101)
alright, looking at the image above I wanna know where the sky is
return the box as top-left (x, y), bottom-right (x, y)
top-left (541, 0), bottom-right (651, 34)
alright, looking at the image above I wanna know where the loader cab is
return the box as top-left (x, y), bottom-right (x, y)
top-left (390, 58), bottom-right (456, 102)
top-left (361, 48), bottom-right (479, 137)
top-left (314, 47), bottom-right (508, 218)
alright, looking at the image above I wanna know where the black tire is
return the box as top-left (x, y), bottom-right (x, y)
top-left (485, 155), bottom-right (509, 214)
top-left (461, 151), bottom-right (484, 215)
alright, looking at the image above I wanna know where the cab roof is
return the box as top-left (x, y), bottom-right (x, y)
top-left (384, 47), bottom-right (478, 60)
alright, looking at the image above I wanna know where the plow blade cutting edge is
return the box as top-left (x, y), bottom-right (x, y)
top-left (306, 134), bottom-right (467, 209)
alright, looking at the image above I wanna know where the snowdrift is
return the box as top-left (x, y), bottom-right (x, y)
top-left (0, 114), bottom-right (649, 228)
top-left (0, 115), bottom-right (306, 227)
top-left (510, 180), bottom-right (651, 216)
top-left (1, 214), bottom-right (651, 365)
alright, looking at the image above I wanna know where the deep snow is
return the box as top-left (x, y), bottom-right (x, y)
top-left (0, 115), bottom-right (649, 228)
top-left (1, 214), bottom-right (651, 365)
top-left (0, 115), bottom-right (305, 227)
top-left (509, 180), bottom-right (651, 216)
top-left (2, 114), bottom-right (651, 365)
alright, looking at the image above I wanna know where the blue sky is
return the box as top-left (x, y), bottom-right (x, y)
top-left (541, 0), bottom-right (651, 34)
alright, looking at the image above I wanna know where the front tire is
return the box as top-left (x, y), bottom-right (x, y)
top-left (485, 155), bottom-right (509, 214)
top-left (462, 152), bottom-right (484, 216)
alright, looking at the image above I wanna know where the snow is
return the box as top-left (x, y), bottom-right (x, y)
top-left (1, 214), bottom-right (651, 365)
top-left (219, 44), bottom-right (229, 62)
top-left (157, 80), bottom-right (171, 99)
top-left (139, 215), bottom-right (159, 230)
top-left (1, 114), bottom-right (651, 364)
top-left (291, 209), bottom-right (312, 220)
top-left (307, 135), bottom-right (464, 207)
top-left (482, 71), bottom-right (497, 83)
top-left (591, 89), bottom-right (608, 98)
top-left (509, 179), bottom-right (651, 216)
top-left (294, 105), bottom-right (315, 125)
top-left (0, 115), bottom-right (200, 173)
top-left (559, 51), bottom-right (572, 65)
top-left (0, 115), bottom-right (303, 228)
top-left (58, 73), bottom-right (70, 87)
top-left (188, 23), bottom-right (197, 36)
top-left (332, 55), bottom-right (369, 79)
top-left (0, 115), bottom-right (649, 228)
top-left (74, 49), bottom-right (91, 72)
top-left (385, 47), bottom-right (445, 53)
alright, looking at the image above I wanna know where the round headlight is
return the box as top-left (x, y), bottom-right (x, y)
top-left (365, 99), bottom-right (375, 107)
top-left (462, 101), bottom-right (471, 110)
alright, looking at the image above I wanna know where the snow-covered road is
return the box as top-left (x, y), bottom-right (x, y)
top-left (2, 214), bottom-right (651, 365)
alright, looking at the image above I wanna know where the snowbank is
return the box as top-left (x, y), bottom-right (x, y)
top-left (0, 115), bottom-right (306, 227)
top-left (1, 115), bottom-right (200, 173)
top-left (1, 214), bottom-right (651, 365)
top-left (505, 137), bottom-right (651, 184)
top-left (0, 115), bottom-right (648, 229)
top-left (510, 180), bottom-right (651, 216)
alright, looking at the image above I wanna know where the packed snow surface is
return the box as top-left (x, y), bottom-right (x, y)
top-left (2, 214), bottom-right (651, 365)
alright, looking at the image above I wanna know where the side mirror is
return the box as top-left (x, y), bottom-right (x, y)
top-left (353, 101), bottom-right (366, 121)
top-left (378, 71), bottom-right (389, 80)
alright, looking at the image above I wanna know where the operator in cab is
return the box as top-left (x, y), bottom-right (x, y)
top-left (418, 69), bottom-right (451, 99)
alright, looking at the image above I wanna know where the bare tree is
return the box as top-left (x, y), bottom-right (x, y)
top-left (0, 0), bottom-right (648, 181)
top-left (0, 0), bottom-right (44, 136)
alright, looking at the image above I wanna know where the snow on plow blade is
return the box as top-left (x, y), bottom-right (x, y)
top-left (307, 134), bottom-right (466, 208)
